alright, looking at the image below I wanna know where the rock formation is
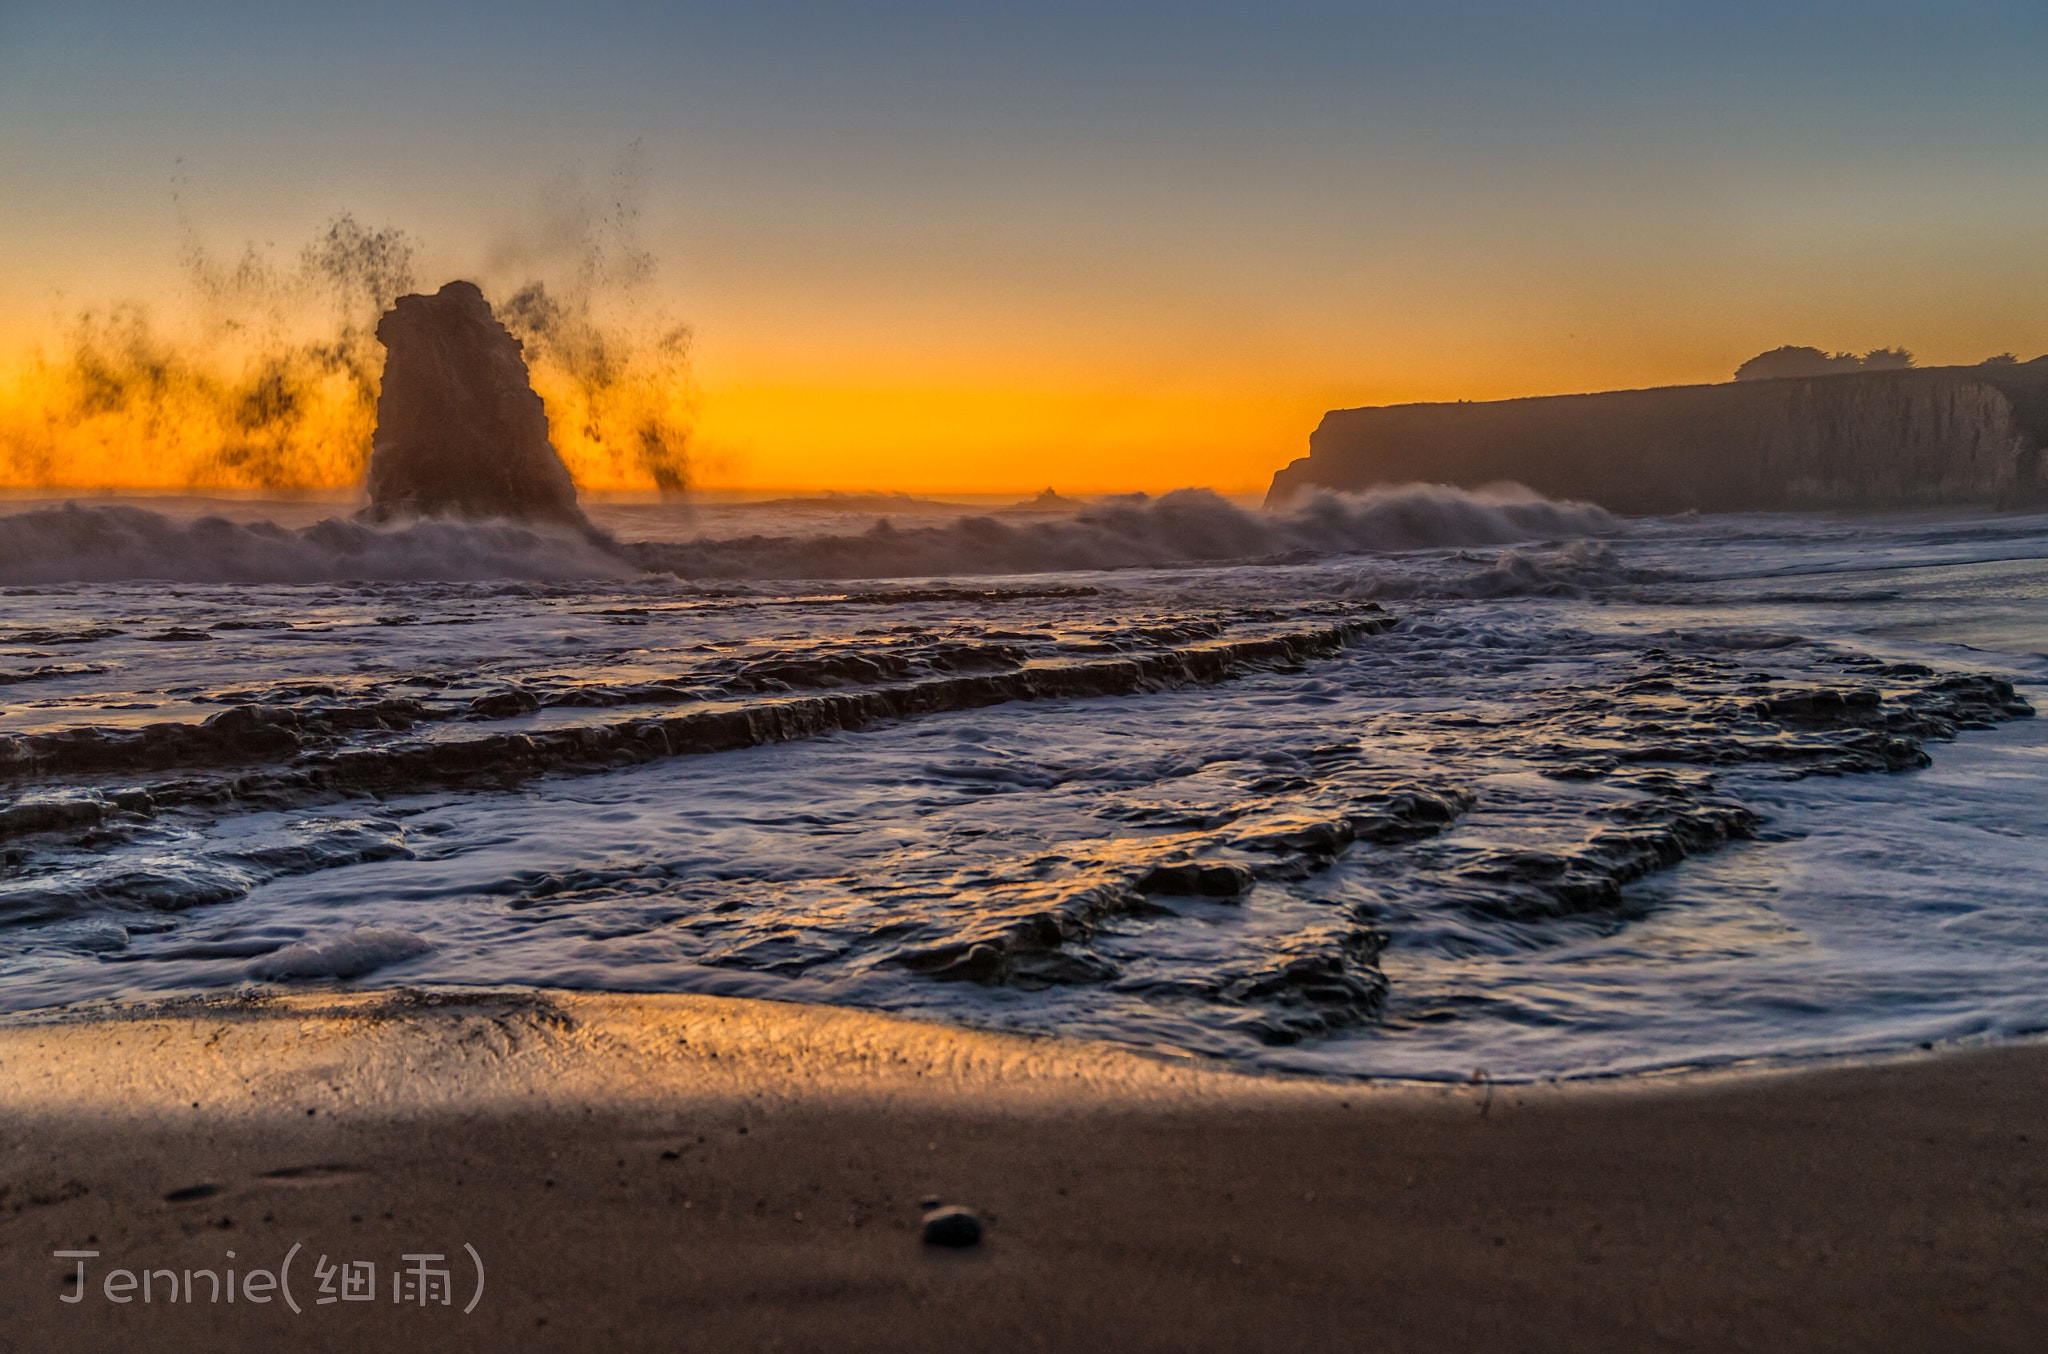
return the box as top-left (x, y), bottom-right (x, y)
top-left (1267, 363), bottom-right (2048, 514)
top-left (360, 281), bottom-right (590, 528)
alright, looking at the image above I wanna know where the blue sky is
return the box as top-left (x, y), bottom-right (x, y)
top-left (5, 1), bottom-right (2047, 488)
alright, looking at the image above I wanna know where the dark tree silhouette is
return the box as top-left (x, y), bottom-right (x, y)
top-left (1735, 346), bottom-right (1914, 381)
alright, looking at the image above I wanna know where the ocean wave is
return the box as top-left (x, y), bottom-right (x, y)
top-left (0, 503), bottom-right (633, 585)
top-left (249, 927), bottom-right (434, 980)
top-left (630, 485), bottom-right (1616, 580)
top-left (0, 485), bottom-right (1612, 585)
top-left (1337, 539), bottom-right (1666, 600)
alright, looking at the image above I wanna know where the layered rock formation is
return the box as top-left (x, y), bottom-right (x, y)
top-left (361, 281), bottom-right (590, 528)
top-left (1268, 364), bottom-right (2048, 514)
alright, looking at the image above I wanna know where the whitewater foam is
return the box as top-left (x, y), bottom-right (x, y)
top-left (249, 927), bottom-right (433, 980)
top-left (629, 485), bottom-right (1618, 581)
top-left (0, 484), bottom-right (1617, 587)
top-left (1338, 539), bottom-right (1663, 600)
top-left (0, 503), bottom-right (634, 584)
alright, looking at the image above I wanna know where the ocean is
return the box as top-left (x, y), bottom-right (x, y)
top-left (1, 486), bottom-right (2042, 1082)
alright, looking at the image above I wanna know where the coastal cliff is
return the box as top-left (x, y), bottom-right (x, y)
top-left (1268, 364), bottom-right (2048, 514)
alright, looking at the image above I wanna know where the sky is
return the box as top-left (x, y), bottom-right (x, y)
top-left (4, 1), bottom-right (2048, 493)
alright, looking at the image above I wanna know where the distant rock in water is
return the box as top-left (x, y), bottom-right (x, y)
top-left (1268, 362), bottom-right (2048, 514)
top-left (361, 281), bottom-right (590, 528)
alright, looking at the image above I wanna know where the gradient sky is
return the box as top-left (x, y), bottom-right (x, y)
top-left (5, 1), bottom-right (2048, 492)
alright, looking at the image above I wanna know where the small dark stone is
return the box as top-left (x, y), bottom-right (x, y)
top-left (920, 1205), bottom-right (983, 1248)
top-left (162, 1183), bottom-right (222, 1203)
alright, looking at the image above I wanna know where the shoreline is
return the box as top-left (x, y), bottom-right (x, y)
top-left (5, 980), bottom-right (2041, 1095)
top-left (2, 988), bottom-right (2043, 1352)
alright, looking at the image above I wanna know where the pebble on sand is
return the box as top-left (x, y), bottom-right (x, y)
top-left (920, 1205), bottom-right (984, 1248)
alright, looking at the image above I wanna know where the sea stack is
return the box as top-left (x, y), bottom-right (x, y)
top-left (1268, 363), bottom-right (2048, 515)
top-left (360, 280), bottom-right (589, 528)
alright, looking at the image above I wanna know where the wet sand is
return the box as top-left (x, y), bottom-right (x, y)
top-left (0, 988), bottom-right (2041, 1352)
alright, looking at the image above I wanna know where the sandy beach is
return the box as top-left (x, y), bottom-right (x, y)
top-left (0, 987), bottom-right (2040, 1353)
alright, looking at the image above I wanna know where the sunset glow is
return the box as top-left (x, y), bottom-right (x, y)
top-left (5, 4), bottom-right (2046, 495)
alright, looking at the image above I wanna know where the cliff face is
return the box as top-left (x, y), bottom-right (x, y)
top-left (1268, 365), bottom-right (2048, 514)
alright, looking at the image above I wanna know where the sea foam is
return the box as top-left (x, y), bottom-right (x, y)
top-left (249, 928), bottom-right (434, 980)
top-left (0, 503), bottom-right (633, 585)
top-left (0, 484), bottom-right (1614, 585)
top-left (632, 484), bottom-right (1617, 581)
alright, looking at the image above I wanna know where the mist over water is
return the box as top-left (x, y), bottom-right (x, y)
top-left (0, 170), bottom-right (694, 495)
top-left (0, 502), bottom-right (634, 585)
top-left (0, 493), bottom-right (2043, 1082)
top-left (0, 484), bottom-right (1618, 586)
top-left (627, 485), bottom-right (1619, 581)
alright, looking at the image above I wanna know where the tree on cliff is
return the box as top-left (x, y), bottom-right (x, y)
top-left (1735, 346), bottom-right (1914, 381)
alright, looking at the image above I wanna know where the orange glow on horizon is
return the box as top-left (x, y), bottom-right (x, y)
top-left (5, 309), bottom-right (2036, 499)
top-left (0, 352), bottom-right (1899, 498)
top-left (0, 312), bottom-right (694, 497)
top-left (684, 379), bottom-right (1325, 496)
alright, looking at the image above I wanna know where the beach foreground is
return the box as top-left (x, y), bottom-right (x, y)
top-left (0, 989), bottom-right (2041, 1352)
